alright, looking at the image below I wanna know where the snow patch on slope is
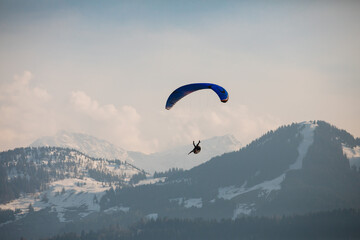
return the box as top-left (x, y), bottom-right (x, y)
top-left (343, 145), bottom-right (360, 169)
top-left (169, 198), bottom-right (202, 208)
top-left (104, 206), bottom-right (130, 214)
top-left (145, 213), bottom-right (158, 220)
top-left (184, 198), bottom-right (202, 208)
top-left (218, 182), bottom-right (247, 200)
top-left (289, 122), bottom-right (317, 170)
top-left (218, 121), bottom-right (317, 202)
top-left (233, 203), bottom-right (255, 219)
top-left (218, 174), bottom-right (285, 200)
top-left (0, 178), bottom-right (111, 223)
top-left (135, 177), bottom-right (166, 186)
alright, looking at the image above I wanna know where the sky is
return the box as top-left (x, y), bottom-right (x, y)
top-left (0, 0), bottom-right (359, 153)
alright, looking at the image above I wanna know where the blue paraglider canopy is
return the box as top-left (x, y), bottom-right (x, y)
top-left (165, 83), bottom-right (228, 110)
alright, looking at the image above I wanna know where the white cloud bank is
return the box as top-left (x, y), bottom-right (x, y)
top-left (0, 71), bottom-right (280, 153)
top-left (70, 90), bottom-right (145, 151)
top-left (0, 71), bottom-right (54, 150)
top-left (0, 72), bottom-right (148, 152)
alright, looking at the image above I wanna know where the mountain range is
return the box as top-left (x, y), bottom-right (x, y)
top-left (30, 131), bottom-right (242, 173)
top-left (0, 120), bottom-right (359, 240)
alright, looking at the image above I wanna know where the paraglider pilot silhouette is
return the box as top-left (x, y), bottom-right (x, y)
top-left (188, 140), bottom-right (201, 155)
top-left (165, 83), bottom-right (228, 155)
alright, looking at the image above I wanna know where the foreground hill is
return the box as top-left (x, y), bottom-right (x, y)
top-left (0, 147), bottom-right (145, 220)
top-left (101, 121), bottom-right (360, 218)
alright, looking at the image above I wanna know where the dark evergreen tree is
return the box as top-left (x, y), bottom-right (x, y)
top-left (28, 203), bottom-right (34, 214)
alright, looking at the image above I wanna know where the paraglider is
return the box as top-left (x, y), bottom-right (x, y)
top-left (188, 140), bottom-right (201, 155)
top-left (165, 83), bottom-right (229, 155)
top-left (165, 83), bottom-right (228, 110)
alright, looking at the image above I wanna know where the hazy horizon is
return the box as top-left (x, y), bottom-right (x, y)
top-left (1, 1), bottom-right (359, 153)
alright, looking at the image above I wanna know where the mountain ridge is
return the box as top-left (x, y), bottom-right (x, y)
top-left (1, 120), bottom-right (360, 240)
top-left (30, 131), bottom-right (133, 163)
top-left (30, 131), bottom-right (242, 173)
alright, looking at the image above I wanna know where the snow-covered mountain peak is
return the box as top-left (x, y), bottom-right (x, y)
top-left (30, 131), bottom-right (133, 163)
top-left (299, 120), bottom-right (318, 129)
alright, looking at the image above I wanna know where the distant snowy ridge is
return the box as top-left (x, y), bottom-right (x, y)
top-left (30, 130), bottom-right (135, 163)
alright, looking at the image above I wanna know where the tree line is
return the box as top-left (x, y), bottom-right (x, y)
top-left (40, 208), bottom-right (360, 240)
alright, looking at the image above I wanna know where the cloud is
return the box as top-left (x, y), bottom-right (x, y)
top-left (71, 91), bottom-right (120, 121)
top-left (0, 72), bottom-right (281, 154)
top-left (153, 102), bottom-right (281, 150)
top-left (0, 71), bottom-right (54, 150)
top-left (0, 72), bottom-right (152, 152)
top-left (1, 71), bottom-right (50, 103)
top-left (70, 90), bottom-right (149, 152)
